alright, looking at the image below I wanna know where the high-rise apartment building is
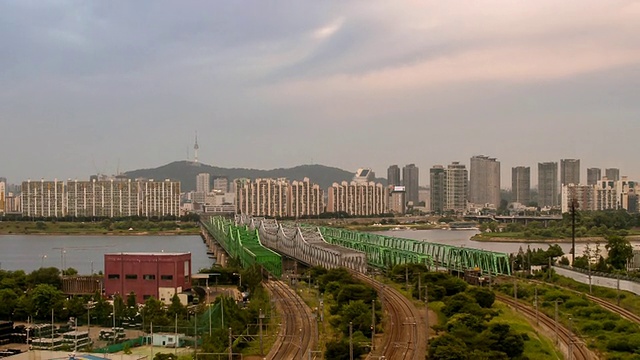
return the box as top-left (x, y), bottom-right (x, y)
top-left (235, 178), bottom-right (290, 218)
top-left (327, 181), bottom-right (388, 216)
top-left (605, 168), bottom-right (620, 181)
top-left (561, 184), bottom-right (594, 213)
top-left (290, 178), bottom-right (324, 218)
top-left (587, 168), bottom-right (601, 186)
top-left (430, 166), bottom-right (445, 213)
top-left (387, 165), bottom-right (401, 187)
top-left (511, 166), bottom-right (530, 206)
top-left (353, 168), bottom-right (376, 184)
top-left (21, 179), bottom-right (66, 217)
top-left (402, 164), bottom-right (419, 205)
top-left (0, 180), bottom-right (5, 214)
top-left (560, 159), bottom-right (580, 186)
top-left (538, 162), bottom-right (559, 208)
top-left (213, 177), bottom-right (229, 192)
top-left (196, 173), bottom-right (211, 193)
top-left (469, 156), bottom-right (500, 208)
top-left (444, 162), bottom-right (468, 213)
top-left (389, 186), bottom-right (406, 214)
top-left (21, 178), bottom-right (180, 218)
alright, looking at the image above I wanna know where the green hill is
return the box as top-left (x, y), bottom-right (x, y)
top-left (124, 161), bottom-right (386, 191)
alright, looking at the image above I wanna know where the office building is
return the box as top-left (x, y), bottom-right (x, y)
top-left (419, 187), bottom-right (430, 211)
top-left (387, 165), bottom-right (401, 187)
top-left (402, 164), bottom-right (419, 205)
top-left (430, 166), bottom-right (445, 213)
top-left (444, 162), bottom-right (468, 213)
top-left (196, 173), bottom-right (211, 193)
top-left (605, 168), bottom-right (620, 181)
top-left (561, 184), bottom-right (594, 213)
top-left (235, 178), bottom-right (290, 218)
top-left (560, 159), bottom-right (580, 186)
top-left (0, 180), bottom-right (4, 214)
top-left (213, 177), bottom-right (229, 192)
top-left (327, 181), bottom-right (388, 216)
top-left (389, 186), bottom-right (406, 214)
top-left (587, 168), bottom-right (601, 186)
top-left (104, 252), bottom-right (192, 304)
top-left (511, 166), bottom-right (531, 206)
top-left (469, 156), bottom-right (501, 208)
top-left (538, 162), bottom-right (559, 208)
top-left (290, 178), bottom-right (324, 218)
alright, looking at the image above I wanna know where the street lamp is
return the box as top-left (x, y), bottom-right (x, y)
top-left (41, 255), bottom-right (47, 268)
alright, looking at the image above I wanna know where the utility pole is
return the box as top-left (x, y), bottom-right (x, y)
top-left (617, 273), bottom-right (621, 306)
top-left (534, 287), bottom-right (539, 325)
top-left (259, 308), bottom-right (264, 356)
top-left (425, 284), bottom-right (430, 349)
top-left (194, 308), bottom-right (197, 354)
top-left (514, 277), bottom-right (518, 312)
top-left (570, 196), bottom-right (577, 266)
top-left (228, 327), bottom-right (232, 360)
top-left (151, 322), bottom-right (154, 360)
top-left (174, 313), bottom-right (178, 356)
top-left (554, 300), bottom-right (560, 345)
top-left (349, 322), bottom-right (353, 360)
top-left (405, 265), bottom-right (409, 293)
top-left (371, 300), bottom-right (375, 351)
top-left (417, 273), bottom-right (421, 301)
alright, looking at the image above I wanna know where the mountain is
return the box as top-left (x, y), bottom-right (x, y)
top-left (124, 161), bottom-right (387, 191)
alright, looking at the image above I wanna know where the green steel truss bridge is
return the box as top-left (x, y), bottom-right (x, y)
top-left (203, 216), bottom-right (511, 277)
top-left (318, 227), bottom-right (511, 276)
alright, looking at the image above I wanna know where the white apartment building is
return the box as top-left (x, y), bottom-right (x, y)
top-left (235, 178), bottom-right (290, 218)
top-left (561, 177), bottom-right (638, 213)
top-left (196, 173), bottom-right (211, 193)
top-left (327, 181), bottom-right (388, 216)
top-left (21, 178), bottom-right (181, 218)
top-left (290, 178), bottom-right (324, 218)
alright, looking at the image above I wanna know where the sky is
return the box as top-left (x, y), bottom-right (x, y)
top-left (1, 1), bottom-right (639, 188)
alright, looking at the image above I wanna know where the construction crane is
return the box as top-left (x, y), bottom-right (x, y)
top-left (52, 245), bottom-right (115, 271)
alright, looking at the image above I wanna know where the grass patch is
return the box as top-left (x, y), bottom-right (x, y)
top-left (492, 302), bottom-right (563, 360)
top-left (0, 220), bottom-right (200, 235)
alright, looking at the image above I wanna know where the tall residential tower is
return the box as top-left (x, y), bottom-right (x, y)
top-left (402, 164), bottom-right (419, 205)
top-left (538, 162), bottom-right (559, 208)
top-left (469, 155), bottom-right (501, 208)
top-left (560, 159), bottom-right (580, 186)
top-left (511, 166), bottom-right (531, 206)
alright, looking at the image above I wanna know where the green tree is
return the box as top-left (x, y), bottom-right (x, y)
top-left (142, 296), bottom-right (169, 326)
top-left (467, 287), bottom-right (495, 308)
top-left (30, 284), bottom-right (63, 320)
top-left (0, 289), bottom-right (19, 319)
top-left (27, 267), bottom-right (62, 289)
top-left (605, 234), bottom-right (633, 270)
top-left (429, 333), bottom-right (469, 360)
top-left (167, 294), bottom-right (187, 320)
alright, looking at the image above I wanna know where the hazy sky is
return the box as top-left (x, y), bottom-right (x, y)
top-left (1, 1), bottom-right (639, 187)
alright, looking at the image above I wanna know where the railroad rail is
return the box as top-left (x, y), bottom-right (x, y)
top-left (496, 294), bottom-right (596, 360)
top-left (263, 279), bottom-right (317, 360)
top-left (353, 272), bottom-right (426, 360)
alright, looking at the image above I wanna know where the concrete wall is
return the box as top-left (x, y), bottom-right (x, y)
top-left (553, 266), bottom-right (640, 295)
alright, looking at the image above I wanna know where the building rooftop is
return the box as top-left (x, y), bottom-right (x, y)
top-left (105, 252), bottom-right (190, 256)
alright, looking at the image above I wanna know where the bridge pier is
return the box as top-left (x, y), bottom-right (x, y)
top-left (200, 224), bottom-right (229, 267)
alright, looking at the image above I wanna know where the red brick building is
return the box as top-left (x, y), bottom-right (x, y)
top-left (104, 252), bottom-right (192, 304)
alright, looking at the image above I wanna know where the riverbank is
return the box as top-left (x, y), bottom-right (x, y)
top-left (0, 221), bottom-right (201, 236)
top-left (472, 234), bottom-right (640, 243)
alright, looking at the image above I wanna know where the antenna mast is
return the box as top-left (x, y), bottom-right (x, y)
top-left (194, 131), bottom-right (199, 163)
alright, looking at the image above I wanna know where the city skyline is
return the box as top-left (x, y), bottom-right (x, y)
top-left (1, 2), bottom-right (639, 184)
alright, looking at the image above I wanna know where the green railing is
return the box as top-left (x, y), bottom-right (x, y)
top-left (203, 217), bottom-right (282, 278)
top-left (318, 227), bottom-right (511, 275)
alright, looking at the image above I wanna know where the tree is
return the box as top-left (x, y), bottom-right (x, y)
top-left (27, 268), bottom-right (62, 289)
top-left (467, 287), bottom-right (495, 309)
top-left (167, 294), bottom-right (187, 320)
top-left (30, 284), bottom-right (63, 320)
top-left (606, 234), bottom-right (633, 270)
top-left (0, 289), bottom-right (18, 319)
top-left (429, 333), bottom-right (469, 360)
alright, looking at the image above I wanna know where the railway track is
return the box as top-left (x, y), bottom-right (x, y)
top-left (527, 279), bottom-right (640, 325)
top-left (263, 279), bottom-right (317, 360)
top-left (496, 294), bottom-right (596, 360)
top-left (353, 273), bottom-right (426, 360)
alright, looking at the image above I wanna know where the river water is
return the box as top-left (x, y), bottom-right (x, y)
top-left (0, 235), bottom-right (213, 274)
top-left (1, 230), bottom-right (638, 274)
top-left (372, 229), bottom-right (640, 256)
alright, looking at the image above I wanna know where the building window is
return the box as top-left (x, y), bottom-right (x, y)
top-left (108, 274), bottom-right (120, 280)
top-left (143, 274), bottom-right (156, 280)
top-left (143, 295), bottom-right (151, 300)
top-left (161, 275), bottom-right (173, 281)
top-left (125, 274), bottom-right (138, 280)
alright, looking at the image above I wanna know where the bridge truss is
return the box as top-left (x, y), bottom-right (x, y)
top-left (318, 227), bottom-right (511, 276)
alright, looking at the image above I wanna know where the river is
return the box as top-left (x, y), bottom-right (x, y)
top-left (371, 229), bottom-right (640, 256)
top-left (0, 235), bottom-right (213, 274)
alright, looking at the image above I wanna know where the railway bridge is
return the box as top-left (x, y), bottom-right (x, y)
top-left (202, 216), bottom-right (511, 277)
